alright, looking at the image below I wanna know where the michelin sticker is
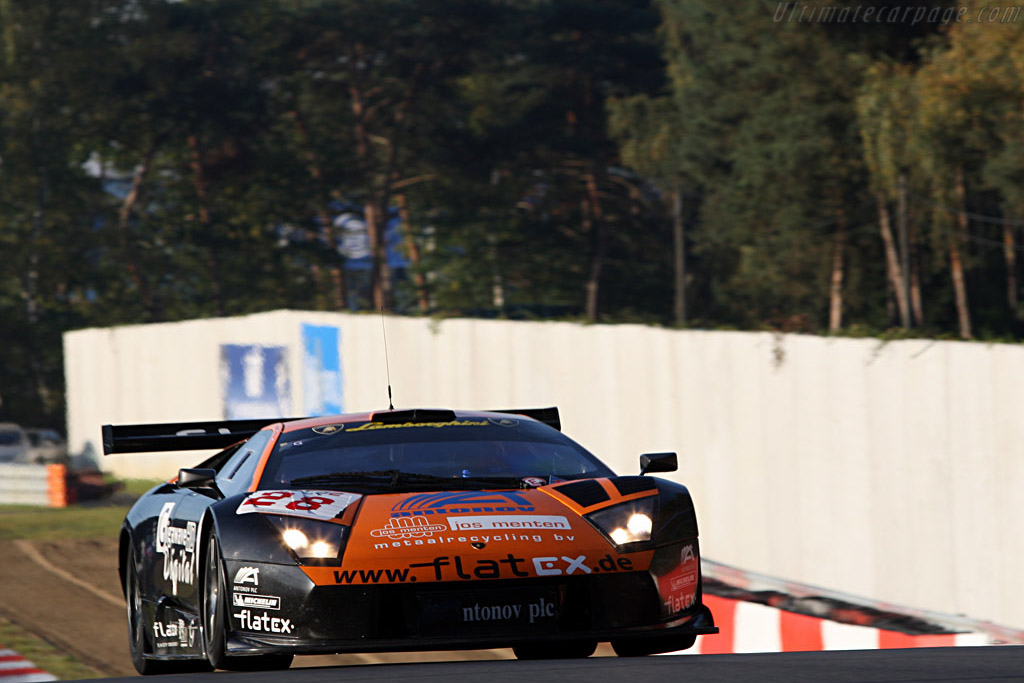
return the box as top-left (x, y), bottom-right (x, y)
top-left (233, 593), bottom-right (282, 610)
top-left (237, 490), bottom-right (361, 521)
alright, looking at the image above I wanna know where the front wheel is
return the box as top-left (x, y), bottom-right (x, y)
top-left (513, 640), bottom-right (597, 660)
top-left (201, 534), bottom-right (293, 672)
top-left (125, 544), bottom-right (211, 675)
top-left (201, 534), bottom-right (228, 669)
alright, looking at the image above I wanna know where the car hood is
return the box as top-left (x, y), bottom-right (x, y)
top-left (297, 479), bottom-right (659, 586)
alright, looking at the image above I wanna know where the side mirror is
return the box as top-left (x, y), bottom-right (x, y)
top-left (639, 452), bottom-right (677, 476)
top-left (178, 468), bottom-right (219, 490)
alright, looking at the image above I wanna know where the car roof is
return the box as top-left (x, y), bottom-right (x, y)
top-left (278, 409), bottom-right (521, 433)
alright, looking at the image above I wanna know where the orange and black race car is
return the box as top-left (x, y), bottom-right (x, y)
top-left (106, 407), bottom-right (717, 674)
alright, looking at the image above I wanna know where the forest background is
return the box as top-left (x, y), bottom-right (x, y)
top-left (2, 0), bottom-right (1023, 429)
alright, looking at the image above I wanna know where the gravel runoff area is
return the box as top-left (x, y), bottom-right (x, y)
top-left (0, 537), bottom-right (577, 678)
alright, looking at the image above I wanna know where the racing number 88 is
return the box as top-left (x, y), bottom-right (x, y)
top-left (286, 496), bottom-right (334, 511)
top-left (243, 491), bottom-right (294, 507)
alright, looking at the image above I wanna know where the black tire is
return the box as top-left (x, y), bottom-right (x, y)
top-left (513, 640), bottom-right (597, 660)
top-left (201, 534), bottom-right (228, 669)
top-left (125, 545), bottom-right (211, 675)
top-left (202, 534), bottom-right (293, 672)
top-left (611, 634), bottom-right (696, 657)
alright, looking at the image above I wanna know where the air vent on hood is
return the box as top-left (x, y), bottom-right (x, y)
top-left (611, 476), bottom-right (657, 497)
top-left (551, 479), bottom-right (610, 507)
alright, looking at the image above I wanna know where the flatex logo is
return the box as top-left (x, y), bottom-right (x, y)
top-left (233, 609), bottom-right (294, 634)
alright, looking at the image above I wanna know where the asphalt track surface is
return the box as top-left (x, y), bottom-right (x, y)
top-left (69, 646), bottom-right (1024, 683)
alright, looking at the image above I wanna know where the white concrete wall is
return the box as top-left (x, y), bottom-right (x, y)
top-left (63, 311), bottom-right (1024, 628)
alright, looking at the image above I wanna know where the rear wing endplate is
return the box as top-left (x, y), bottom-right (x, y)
top-left (491, 407), bottom-right (560, 431)
top-left (102, 418), bottom-right (296, 455)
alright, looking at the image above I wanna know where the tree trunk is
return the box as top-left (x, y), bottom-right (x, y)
top-left (951, 168), bottom-right (972, 339)
top-left (363, 200), bottom-right (390, 311)
top-left (395, 192), bottom-right (428, 313)
top-left (908, 208), bottom-right (925, 326)
top-left (583, 170), bottom-right (607, 322)
top-left (348, 55), bottom-right (424, 313)
top-left (348, 67), bottom-right (385, 311)
top-left (26, 170), bottom-right (52, 413)
top-left (672, 187), bottom-right (686, 326)
top-left (118, 143), bottom-right (160, 320)
top-left (875, 189), bottom-right (910, 327)
top-left (897, 173), bottom-right (912, 327)
top-left (188, 134), bottom-right (225, 316)
top-left (829, 204), bottom-right (846, 332)
top-left (1004, 220), bottom-right (1018, 317)
top-left (291, 107), bottom-right (346, 310)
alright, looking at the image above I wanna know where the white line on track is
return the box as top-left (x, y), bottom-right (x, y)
top-left (12, 539), bottom-right (123, 609)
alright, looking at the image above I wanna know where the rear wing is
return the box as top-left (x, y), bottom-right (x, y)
top-left (103, 406), bottom-right (561, 455)
top-left (102, 418), bottom-right (294, 455)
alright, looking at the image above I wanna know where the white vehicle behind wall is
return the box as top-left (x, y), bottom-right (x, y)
top-left (0, 423), bottom-right (29, 463)
top-left (0, 423), bottom-right (67, 464)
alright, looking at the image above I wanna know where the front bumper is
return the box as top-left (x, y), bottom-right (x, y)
top-left (224, 561), bottom-right (717, 655)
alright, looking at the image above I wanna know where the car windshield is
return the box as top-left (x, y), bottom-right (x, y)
top-left (259, 416), bottom-right (615, 491)
top-left (0, 430), bottom-right (22, 446)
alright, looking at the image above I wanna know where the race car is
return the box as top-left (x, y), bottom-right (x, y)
top-left (106, 407), bottom-right (717, 674)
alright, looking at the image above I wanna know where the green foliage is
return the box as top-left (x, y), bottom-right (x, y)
top-left (2, 0), bottom-right (1024, 430)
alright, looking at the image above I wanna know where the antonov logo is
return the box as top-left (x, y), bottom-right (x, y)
top-left (234, 566), bottom-right (260, 586)
top-left (391, 491), bottom-right (534, 517)
top-left (681, 544), bottom-right (696, 564)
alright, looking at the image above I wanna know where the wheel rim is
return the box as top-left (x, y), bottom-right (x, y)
top-left (125, 552), bottom-right (148, 663)
top-left (205, 537), bottom-right (219, 643)
top-left (127, 557), bottom-right (143, 650)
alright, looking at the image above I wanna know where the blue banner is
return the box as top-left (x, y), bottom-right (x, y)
top-left (220, 345), bottom-right (291, 419)
top-left (302, 324), bottom-right (343, 416)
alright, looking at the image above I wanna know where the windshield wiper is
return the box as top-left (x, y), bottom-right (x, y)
top-left (290, 470), bottom-right (523, 492)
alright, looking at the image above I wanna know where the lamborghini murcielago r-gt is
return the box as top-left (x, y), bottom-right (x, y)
top-left (106, 407), bottom-right (717, 674)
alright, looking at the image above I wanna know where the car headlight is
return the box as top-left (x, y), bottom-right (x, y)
top-left (264, 515), bottom-right (348, 564)
top-left (585, 497), bottom-right (657, 547)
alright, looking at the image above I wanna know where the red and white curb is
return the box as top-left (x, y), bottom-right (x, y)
top-left (672, 595), bottom-right (990, 655)
top-left (0, 648), bottom-right (56, 683)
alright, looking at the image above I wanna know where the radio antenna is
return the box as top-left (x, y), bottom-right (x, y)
top-left (380, 307), bottom-right (394, 410)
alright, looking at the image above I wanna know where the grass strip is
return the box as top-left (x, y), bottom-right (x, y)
top-left (0, 478), bottom-right (161, 540)
top-left (0, 505), bottom-right (130, 540)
